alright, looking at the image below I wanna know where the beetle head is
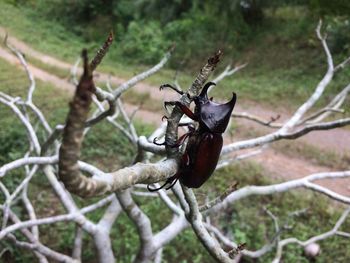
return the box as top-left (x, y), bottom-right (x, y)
top-left (196, 82), bottom-right (236, 133)
top-left (194, 82), bottom-right (215, 105)
top-left (193, 82), bottom-right (215, 116)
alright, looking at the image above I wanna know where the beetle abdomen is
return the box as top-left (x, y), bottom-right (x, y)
top-left (179, 132), bottom-right (223, 188)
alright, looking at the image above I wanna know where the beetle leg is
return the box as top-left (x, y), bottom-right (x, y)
top-left (188, 123), bottom-right (195, 132)
top-left (182, 152), bottom-right (190, 166)
top-left (178, 122), bottom-right (191, 127)
top-left (179, 122), bottom-right (195, 132)
top-left (153, 133), bottom-right (190, 148)
top-left (160, 84), bottom-right (184, 95)
top-left (169, 132), bottom-right (191, 148)
top-left (164, 101), bottom-right (198, 121)
top-left (187, 93), bottom-right (194, 100)
top-left (175, 102), bottom-right (199, 121)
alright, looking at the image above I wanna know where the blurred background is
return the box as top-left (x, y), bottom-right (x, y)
top-left (0, 0), bottom-right (350, 262)
top-left (1, 0), bottom-right (350, 105)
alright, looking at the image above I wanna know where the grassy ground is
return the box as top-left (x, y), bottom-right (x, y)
top-left (1, 54), bottom-right (350, 262)
top-left (26, 55), bottom-right (71, 79)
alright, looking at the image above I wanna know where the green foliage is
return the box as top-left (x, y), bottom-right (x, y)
top-left (34, 0), bottom-right (115, 39)
top-left (0, 113), bottom-right (27, 166)
top-left (308, 0), bottom-right (350, 16)
top-left (164, 9), bottom-right (253, 68)
top-left (82, 122), bottom-right (135, 171)
top-left (0, 110), bottom-right (28, 195)
top-left (13, 0), bottom-right (256, 66)
top-left (120, 20), bottom-right (170, 64)
top-left (326, 17), bottom-right (350, 54)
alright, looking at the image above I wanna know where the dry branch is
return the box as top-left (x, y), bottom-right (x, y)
top-left (90, 31), bottom-right (114, 71)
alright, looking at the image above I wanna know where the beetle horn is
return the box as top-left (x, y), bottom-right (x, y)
top-left (214, 92), bottom-right (237, 133)
top-left (199, 82), bottom-right (216, 99)
top-left (225, 92), bottom-right (237, 107)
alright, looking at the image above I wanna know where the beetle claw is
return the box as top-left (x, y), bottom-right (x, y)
top-left (147, 182), bottom-right (167, 192)
top-left (187, 94), bottom-right (194, 100)
top-left (159, 84), bottom-right (167, 91)
top-left (147, 175), bottom-right (178, 192)
top-left (153, 137), bottom-right (166, 146)
top-left (165, 177), bottom-right (179, 190)
top-left (161, 115), bottom-right (169, 121)
top-left (153, 137), bottom-right (180, 148)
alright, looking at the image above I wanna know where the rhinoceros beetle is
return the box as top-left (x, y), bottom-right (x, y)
top-left (148, 82), bottom-right (236, 191)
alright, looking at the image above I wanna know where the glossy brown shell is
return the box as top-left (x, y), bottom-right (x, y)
top-left (178, 132), bottom-right (223, 188)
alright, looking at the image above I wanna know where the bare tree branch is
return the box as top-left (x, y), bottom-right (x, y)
top-left (182, 187), bottom-right (234, 262)
top-left (113, 48), bottom-right (173, 99)
top-left (117, 190), bottom-right (155, 263)
top-left (212, 62), bottom-right (247, 84)
top-left (232, 112), bottom-right (282, 128)
top-left (222, 118), bottom-right (350, 153)
top-left (272, 206), bottom-right (350, 263)
top-left (208, 171), bottom-right (350, 214)
top-left (90, 31), bottom-right (114, 71)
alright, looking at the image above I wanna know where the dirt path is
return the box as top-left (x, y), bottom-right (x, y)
top-left (0, 28), bottom-right (349, 196)
top-left (1, 26), bottom-right (349, 155)
top-left (0, 27), bottom-right (167, 100)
